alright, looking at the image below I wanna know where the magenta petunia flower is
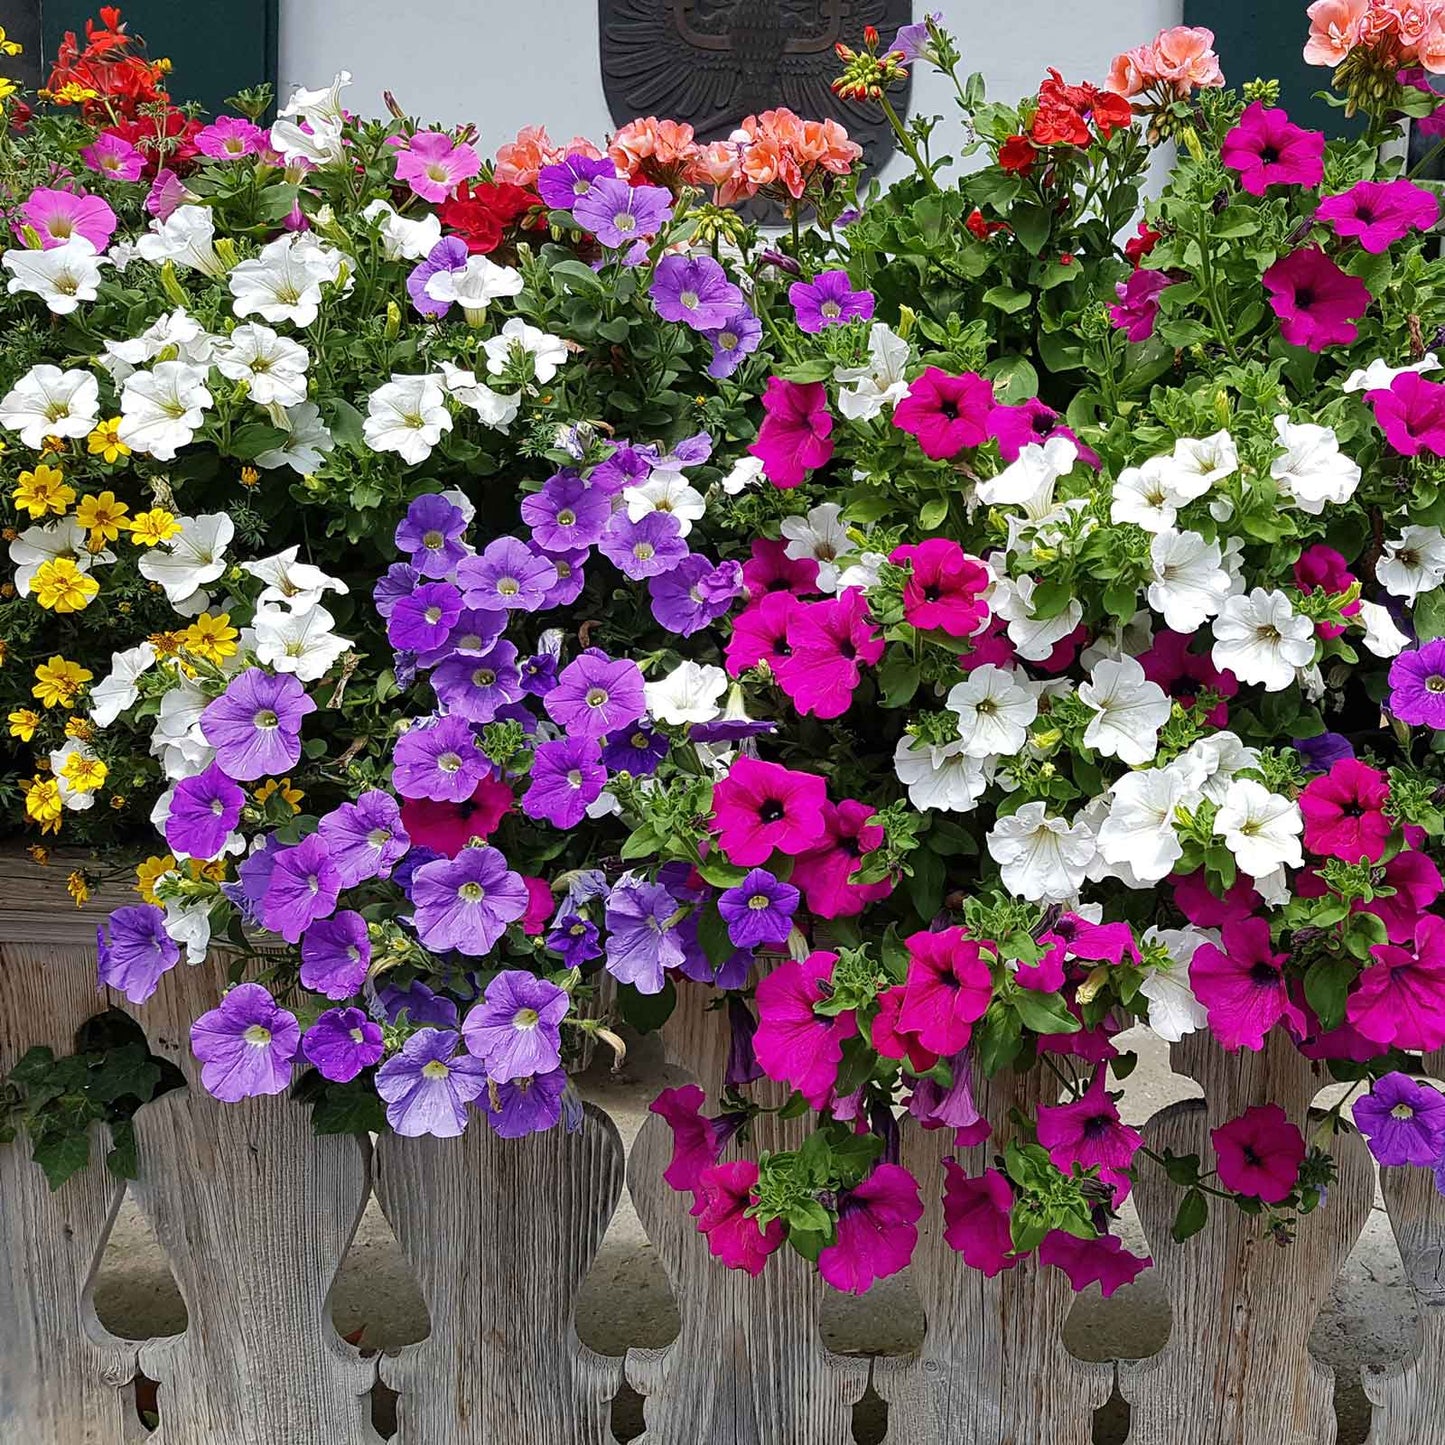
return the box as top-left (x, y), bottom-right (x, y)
top-left (1369, 371), bottom-right (1445, 458)
top-left (1353, 1072), bottom-right (1445, 1167)
top-left (98, 904), bottom-right (180, 1004)
top-left (391, 714), bottom-right (488, 802)
top-left (1262, 246), bottom-right (1371, 352)
top-left (299, 909), bottom-right (372, 998)
top-left (1221, 102), bottom-right (1325, 195)
top-left (747, 377), bottom-right (834, 490)
top-left (400, 777), bottom-right (513, 856)
top-left (190, 983), bottom-right (301, 1102)
top-left (695, 1159), bottom-right (785, 1275)
top-left (788, 270), bottom-right (875, 333)
top-left (1172, 868), bottom-right (1260, 929)
top-left (1348, 914), bottom-right (1445, 1051)
top-left (201, 669), bottom-right (316, 783)
top-left (742, 536), bottom-right (820, 599)
top-left (649, 253), bottom-right (744, 331)
top-left (725, 592), bottom-right (800, 677)
top-left (1038, 1231), bottom-right (1150, 1297)
top-left (259, 833), bottom-right (341, 944)
top-left (81, 133), bottom-right (146, 182)
top-left (790, 799), bottom-right (893, 919)
top-left (165, 763), bottom-right (245, 860)
top-left (817, 1163), bottom-right (924, 1295)
top-left (988, 397), bottom-right (1097, 465)
top-left (1299, 758), bottom-right (1392, 863)
top-left (1109, 267), bottom-right (1173, 342)
top-left (753, 951), bottom-right (858, 1110)
top-left (896, 926), bottom-right (993, 1056)
top-left (1389, 640), bottom-right (1445, 728)
top-left (1189, 916), bottom-right (1306, 1051)
top-left (18, 187), bottom-right (117, 251)
top-left (301, 1007), bottom-right (384, 1082)
top-left (461, 969), bottom-right (570, 1082)
top-left (892, 367), bottom-right (993, 459)
top-left (572, 175), bottom-right (672, 248)
top-left (1211, 1103), bottom-right (1305, 1203)
top-left (1316, 178), bottom-right (1439, 253)
top-left (651, 1083), bottom-right (746, 1213)
top-left (710, 755), bottom-right (829, 866)
top-left (394, 130), bottom-right (482, 202)
top-left (941, 1163), bottom-right (1016, 1276)
top-left (1036, 1069), bottom-right (1144, 1205)
top-left (893, 538), bottom-right (992, 638)
top-left (194, 116), bottom-right (268, 160)
top-left (376, 1027), bottom-right (488, 1137)
top-left (1364, 848), bottom-right (1443, 943)
top-left (409, 846), bottom-right (529, 956)
top-left (544, 652), bottom-right (646, 738)
top-left (774, 589), bottom-right (885, 720)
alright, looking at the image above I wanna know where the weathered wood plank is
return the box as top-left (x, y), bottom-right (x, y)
top-left (0, 943), bottom-right (140, 1444)
top-left (0, 853), bottom-right (127, 945)
top-left (122, 962), bottom-right (380, 1445)
top-left (1118, 1032), bottom-right (1374, 1445)
top-left (372, 1100), bottom-right (625, 1445)
top-left (625, 980), bottom-right (871, 1445)
top-left (875, 1071), bottom-right (1113, 1444)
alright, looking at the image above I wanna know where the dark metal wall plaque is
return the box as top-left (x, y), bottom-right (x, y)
top-left (599, 0), bottom-right (914, 178)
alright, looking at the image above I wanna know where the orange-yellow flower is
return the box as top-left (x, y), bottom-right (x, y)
top-left (75, 491), bottom-right (130, 548)
top-left (12, 463), bottom-right (74, 519)
top-left (32, 557), bottom-right (99, 612)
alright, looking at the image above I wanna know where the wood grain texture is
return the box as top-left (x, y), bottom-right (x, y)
top-left (625, 980), bottom-right (871, 1445)
top-left (121, 961), bottom-right (380, 1445)
top-left (372, 1101), bottom-right (625, 1445)
top-left (875, 1071), bottom-right (1113, 1444)
top-left (1118, 1032), bottom-right (1374, 1445)
top-left (0, 943), bottom-right (140, 1444)
top-left (1363, 1048), bottom-right (1445, 1445)
top-left (0, 854), bottom-right (127, 945)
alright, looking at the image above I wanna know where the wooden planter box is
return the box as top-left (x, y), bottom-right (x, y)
top-left (0, 861), bottom-right (1442, 1444)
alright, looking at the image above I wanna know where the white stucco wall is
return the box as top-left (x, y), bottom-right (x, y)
top-left (279, 0), bottom-right (1184, 181)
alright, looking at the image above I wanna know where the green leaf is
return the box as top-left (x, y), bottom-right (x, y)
top-left (106, 1119), bottom-right (139, 1180)
top-left (918, 496), bottom-right (949, 530)
top-left (1172, 1188), bottom-right (1209, 1243)
top-left (877, 654), bottom-right (921, 708)
top-left (548, 258), bottom-right (607, 294)
top-left (973, 1003), bottom-right (1023, 1075)
top-left (311, 1076), bottom-right (388, 1135)
top-left (982, 285), bottom-right (1032, 315)
top-left (616, 979), bottom-right (677, 1034)
top-left (1009, 201), bottom-right (1052, 254)
top-left (1211, 207), bottom-right (1260, 238)
top-left (32, 1129), bottom-right (91, 1191)
top-left (1012, 988), bottom-right (1081, 1036)
top-left (1414, 587), bottom-right (1445, 643)
top-left (1303, 955), bottom-right (1358, 1032)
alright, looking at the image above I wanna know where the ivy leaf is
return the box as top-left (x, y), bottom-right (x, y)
top-left (311, 1077), bottom-right (388, 1136)
top-left (106, 1119), bottom-right (139, 1181)
top-left (32, 1129), bottom-right (91, 1191)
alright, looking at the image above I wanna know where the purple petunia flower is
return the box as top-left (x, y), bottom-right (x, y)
top-left (519, 473), bottom-right (611, 552)
top-left (300, 909), bottom-right (372, 998)
top-left (604, 876), bottom-right (687, 994)
top-left (648, 554), bottom-right (743, 636)
top-left (392, 714), bottom-right (487, 802)
top-left (1354, 1072), bottom-right (1445, 1167)
top-left (166, 763), bottom-right (245, 859)
top-left (377, 979), bottom-right (459, 1028)
top-left (462, 970), bottom-right (571, 1081)
top-left (415, 607), bottom-right (508, 669)
top-left (544, 653), bottom-right (646, 738)
top-left (410, 846), bottom-right (530, 956)
top-left (259, 833), bottom-right (341, 944)
top-left (395, 493), bottom-right (470, 577)
top-left (317, 790), bottom-right (411, 887)
top-left (689, 717), bottom-right (777, 744)
top-left (1390, 640), bottom-right (1445, 728)
top-left (522, 736), bottom-right (607, 827)
top-left (98, 904), bottom-right (180, 1004)
top-left (190, 983), bottom-right (300, 1102)
top-left (301, 1007), bottom-right (385, 1082)
top-left (376, 1027), bottom-right (488, 1137)
top-left (201, 669), bottom-right (316, 783)
top-left (704, 308), bottom-right (763, 379)
top-left (601, 721), bottom-right (669, 776)
top-left (789, 270), bottom-right (875, 333)
top-left (589, 443), bottom-right (655, 496)
top-left (666, 432), bottom-right (714, 467)
top-left (650, 253), bottom-right (745, 331)
top-left (1294, 731), bottom-right (1355, 774)
top-left (599, 509), bottom-right (688, 579)
top-left (457, 535), bottom-right (558, 612)
top-left (572, 175), bottom-right (673, 248)
top-left (547, 907), bottom-right (603, 966)
top-left (540, 548), bottom-right (586, 607)
top-left (892, 11), bottom-right (942, 60)
top-left (407, 235), bottom-right (470, 318)
top-left (520, 650), bottom-right (560, 696)
top-left (225, 839), bottom-right (280, 926)
top-left (481, 1066), bottom-right (568, 1137)
top-left (374, 562), bottom-right (421, 620)
top-left (431, 641), bottom-right (523, 723)
top-left (388, 581), bottom-right (465, 654)
top-left (717, 867), bottom-right (801, 949)
top-left (537, 154), bottom-right (619, 211)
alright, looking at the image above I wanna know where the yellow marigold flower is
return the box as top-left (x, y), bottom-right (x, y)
top-left (32, 656), bottom-right (92, 709)
top-left (254, 776), bottom-right (305, 814)
top-left (239, 466), bottom-right (260, 487)
top-left (87, 418), bottom-right (130, 463)
top-left (22, 776), bottom-right (62, 832)
top-left (128, 507), bottom-right (182, 546)
top-left (135, 853), bottom-right (175, 905)
top-left (64, 716), bottom-right (94, 741)
top-left (0, 27), bottom-right (24, 56)
top-left (53, 81), bottom-right (99, 104)
top-left (66, 870), bottom-right (90, 907)
top-left (27, 844), bottom-right (48, 865)
top-left (75, 491), bottom-right (130, 548)
top-left (198, 858), bottom-right (228, 882)
top-left (32, 557), bottom-right (99, 612)
top-left (8, 707), bottom-right (39, 741)
top-left (13, 463), bottom-right (74, 519)
top-left (148, 630), bottom-right (185, 657)
top-left (60, 752), bottom-right (106, 793)
top-left (181, 612), bottom-right (238, 664)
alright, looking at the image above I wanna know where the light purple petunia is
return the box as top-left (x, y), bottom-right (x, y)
top-left (462, 969), bottom-right (571, 1081)
top-left (387, 580), bottom-right (465, 654)
top-left (300, 909), bottom-right (372, 999)
top-left (589, 443), bottom-right (655, 496)
top-left (391, 714), bottom-right (488, 802)
top-left (788, 270), bottom-right (875, 333)
top-left (165, 763), bottom-right (245, 859)
top-left (378, 979), bottom-right (459, 1028)
top-left (190, 983), bottom-right (301, 1103)
top-left (481, 1066), bottom-right (568, 1137)
top-left (407, 235), bottom-right (470, 317)
top-left (717, 868), bottom-right (801, 949)
top-left (200, 669), bottom-right (316, 783)
top-left (648, 555), bottom-right (743, 636)
top-left (704, 308), bottom-right (763, 379)
top-left (1389, 640), bottom-right (1445, 729)
top-left (98, 904), bottom-right (180, 1004)
top-left (376, 1027), bottom-right (488, 1137)
top-left (522, 736), bottom-right (607, 827)
top-left (650, 253), bottom-right (745, 331)
top-left (316, 790), bottom-right (411, 887)
top-left (572, 175), bottom-right (673, 248)
top-left (301, 1007), bottom-right (385, 1082)
top-left (598, 509), bottom-right (688, 579)
top-left (1353, 1072), bottom-right (1445, 1167)
top-left (544, 653), bottom-right (646, 738)
top-left (604, 876), bottom-right (687, 994)
top-left (415, 606), bottom-right (508, 669)
top-left (537, 154), bottom-right (619, 211)
top-left (259, 833), bottom-right (341, 944)
top-left (519, 473), bottom-right (611, 553)
top-left (395, 493), bottom-right (470, 577)
top-left (410, 846), bottom-right (530, 956)
top-left (457, 535), bottom-right (558, 612)
top-left (374, 563), bottom-right (421, 620)
top-left (431, 641), bottom-right (523, 723)
top-left (540, 548), bottom-right (586, 607)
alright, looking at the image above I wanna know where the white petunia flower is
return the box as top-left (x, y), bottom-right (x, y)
top-left (252, 603), bottom-right (353, 682)
top-left (1139, 926), bottom-right (1212, 1042)
top-left (49, 739), bottom-right (102, 811)
top-left (1211, 588), bottom-right (1315, 691)
top-left (90, 642), bottom-right (158, 728)
top-left (719, 456), bottom-right (765, 495)
top-left (99, 307), bottom-right (216, 384)
top-left (254, 401), bottom-right (334, 473)
top-left (1148, 528), bottom-right (1231, 632)
top-left (135, 205), bottom-right (226, 277)
top-left (624, 474), bottom-right (706, 536)
top-left (989, 572), bottom-right (1083, 662)
top-left (362, 199), bottom-right (443, 260)
top-left (1214, 777), bottom-right (1304, 878)
top-left (213, 323), bottom-right (310, 407)
top-left (9, 521), bottom-right (108, 596)
top-left (137, 514), bottom-right (233, 609)
top-left (780, 502), bottom-right (849, 592)
top-left (228, 234), bottom-right (339, 326)
top-left (0, 365), bottom-right (99, 446)
top-left (1378, 525), bottom-right (1445, 602)
top-left (278, 70), bottom-right (352, 125)
top-left (835, 322), bottom-right (910, 419)
top-left (3, 236), bottom-right (109, 312)
top-left (437, 362), bottom-right (521, 432)
top-left (1095, 766), bottom-right (1191, 884)
top-left (893, 735), bottom-right (992, 812)
top-left (947, 663), bottom-right (1038, 759)
top-left (1174, 730), bottom-right (1260, 805)
top-left (363, 374), bottom-right (452, 464)
top-left (482, 318), bottom-right (569, 385)
top-left (243, 546), bottom-right (348, 614)
top-left (835, 550), bottom-right (888, 593)
top-left (1110, 457), bottom-right (1179, 533)
top-left (150, 674), bottom-right (213, 780)
top-left (1358, 599), bottom-right (1410, 658)
top-left (1342, 353), bottom-right (1440, 393)
top-left (1269, 416), bottom-right (1361, 514)
top-left (1078, 655), bottom-right (1171, 764)
top-left (119, 361), bottom-right (213, 460)
top-left (423, 255), bottom-right (524, 325)
top-left (977, 436), bottom-right (1078, 508)
top-left (163, 900), bottom-right (215, 962)
top-left (986, 801), bottom-right (1096, 904)
top-left (644, 660), bottom-right (728, 725)
top-left (270, 114), bottom-right (347, 167)
top-left (1163, 430), bottom-right (1238, 501)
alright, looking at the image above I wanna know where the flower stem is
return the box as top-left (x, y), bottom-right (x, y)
top-left (878, 93), bottom-right (939, 192)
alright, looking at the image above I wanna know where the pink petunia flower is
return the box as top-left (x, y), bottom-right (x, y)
top-left (1039, 1230), bottom-right (1151, 1296)
top-left (774, 588), bottom-right (885, 719)
top-left (1368, 371), bottom-right (1445, 458)
top-left (817, 1163), bottom-right (924, 1295)
top-left (790, 798), bottom-right (895, 918)
top-left (695, 1159), bottom-right (785, 1275)
top-left (725, 592), bottom-right (801, 677)
top-left (1211, 1104), bottom-right (1305, 1203)
top-left (1190, 916), bottom-right (1306, 1051)
top-left (194, 116), bottom-right (268, 161)
top-left (1364, 848), bottom-right (1443, 941)
top-left (710, 755), bottom-right (828, 866)
top-left (395, 130), bottom-right (483, 203)
top-left (652, 1084), bottom-right (746, 1214)
top-left (897, 926), bottom-right (994, 1056)
top-left (942, 1163), bottom-right (1017, 1275)
top-left (892, 367), bottom-right (993, 459)
top-left (871, 985), bottom-right (940, 1074)
top-left (748, 377), bottom-right (834, 489)
top-left (1109, 267), bottom-right (1173, 342)
top-left (1299, 758), bottom-right (1392, 863)
top-left (1348, 913), bottom-right (1445, 1050)
top-left (1035, 1069), bottom-right (1143, 1205)
top-left (1263, 247), bottom-right (1371, 351)
top-left (1222, 102), bottom-right (1325, 195)
top-left (18, 187), bottom-right (116, 251)
top-left (1172, 868), bottom-right (1260, 928)
top-left (740, 536), bottom-right (820, 600)
top-left (1316, 177), bottom-right (1440, 253)
top-left (1293, 543), bottom-right (1361, 639)
top-left (80, 132), bottom-right (146, 182)
top-left (753, 951), bottom-right (858, 1108)
top-left (893, 538), bottom-right (992, 637)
